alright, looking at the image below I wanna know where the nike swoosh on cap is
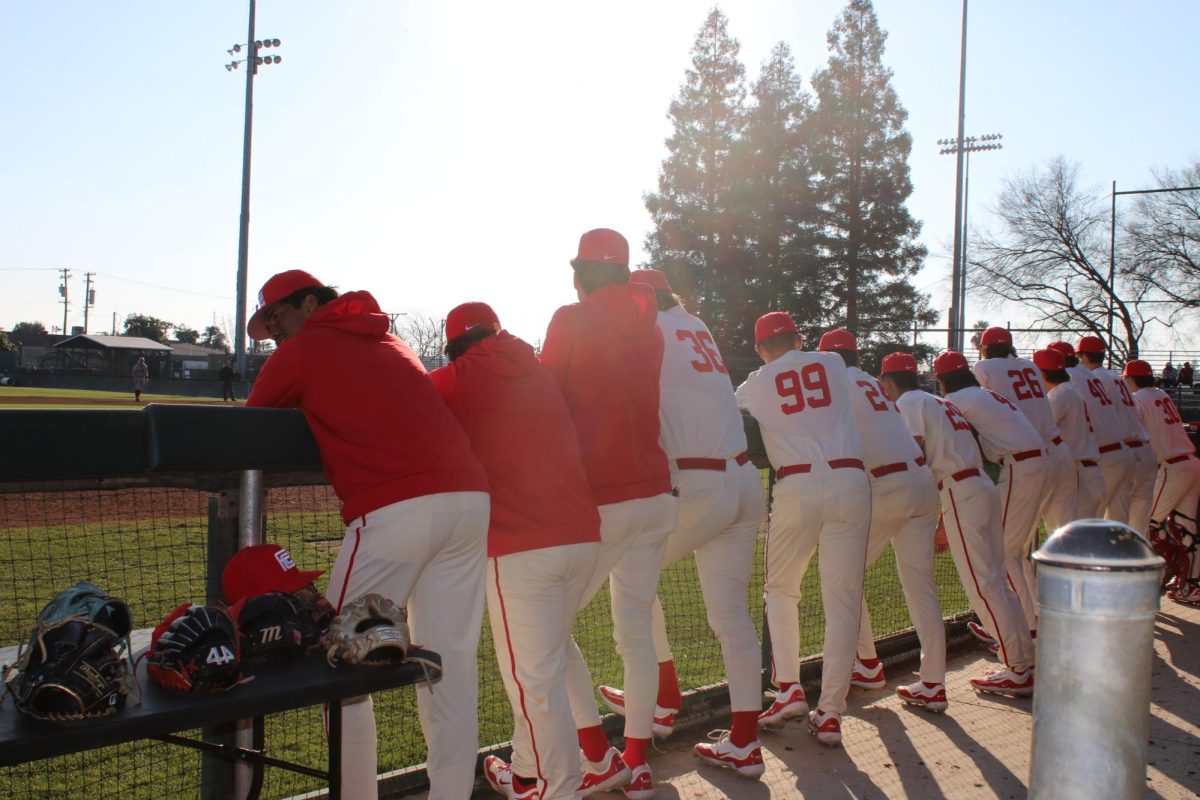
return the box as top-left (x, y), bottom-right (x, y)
top-left (774, 325), bottom-right (789, 333)
top-left (603, 254), bottom-right (619, 261)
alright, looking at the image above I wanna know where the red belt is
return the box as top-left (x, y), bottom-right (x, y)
top-left (1011, 448), bottom-right (1042, 462)
top-left (777, 458), bottom-right (864, 480)
top-left (1052, 436), bottom-right (1064, 446)
top-left (1098, 442), bottom-right (1123, 453)
top-left (1126, 440), bottom-right (1144, 448)
top-left (1165, 454), bottom-right (1193, 465)
top-left (937, 467), bottom-right (981, 490)
top-left (870, 456), bottom-right (927, 478)
top-left (676, 452), bottom-right (751, 471)
top-left (1080, 459), bottom-right (1099, 468)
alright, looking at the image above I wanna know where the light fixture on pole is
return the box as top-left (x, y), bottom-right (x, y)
top-left (938, 133), bottom-right (1003, 350)
top-left (225, 0), bottom-right (283, 380)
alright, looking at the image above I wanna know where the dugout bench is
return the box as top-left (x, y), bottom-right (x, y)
top-left (0, 647), bottom-right (442, 799)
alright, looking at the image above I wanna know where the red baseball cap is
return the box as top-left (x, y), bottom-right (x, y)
top-left (629, 269), bottom-right (671, 291)
top-left (1032, 348), bottom-right (1066, 371)
top-left (818, 329), bottom-right (857, 352)
top-left (221, 543), bottom-right (324, 604)
top-left (247, 269), bottom-right (324, 341)
top-left (880, 352), bottom-right (917, 375)
top-left (445, 302), bottom-right (501, 342)
top-left (754, 311), bottom-right (799, 345)
top-left (933, 350), bottom-right (970, 378)
top-left (1122, 359), bottom-right (1153, 378)
top-left (571, 228), bottom-right (629, 268)
top-left (1077, 336), bottom-right (1107, 355)
top-left (979, 327), bottom-right (1012, 347)
top-left (1046, 340), bottom-right (1075, 358)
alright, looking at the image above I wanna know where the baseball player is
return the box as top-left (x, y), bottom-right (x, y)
top-left (735, 312), bottom-right (870, 747)
top-left (972, 328), bottom-right (1077, 532)
top-left (1123, 360), bottom-right (1200, 605)
top-left (878, 352), bottom-right (1035, 696)
top-left (936, 350), bottom-right (1049, 640)
top-left (1048, 340), bottom-right (1136, 521)
top-left (246, 270), bottom-right (490, 800)
top-left (1033, 348), bottom-right (1106, 518)
top-left (539, 229), bottom-right (679, 799)
top-left (818, 331), bottom-right (946, 711)
top-left (594, 269), bottom-right (767, 779)
top-left (428, 302), bottom-right (602, 800)
top-left (1077, 336), bottom-right (1156, 534)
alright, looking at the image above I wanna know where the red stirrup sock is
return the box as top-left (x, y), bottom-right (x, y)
top-left (623, 737), bottom-right (650, 768)
top-left (578, 725), bottom-right (610, 763)
top-left (657, 660), bottom-right (683, 709)
top-left (729, 711), bottom-right (759, 747)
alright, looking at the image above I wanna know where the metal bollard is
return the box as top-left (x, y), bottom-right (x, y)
top-left (1028, 519), bottom-right (1164, 800)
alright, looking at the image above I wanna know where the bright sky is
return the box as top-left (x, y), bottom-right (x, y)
top-left (3, 1), bottom-right (1198, 353)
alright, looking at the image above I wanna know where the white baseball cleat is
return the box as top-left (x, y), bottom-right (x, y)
top-left (895, 680), bottom-right (949, 713)
top-left (967, 620), bottom-right (996, 646)
top-left (483, 755), bottom-right (541, 800)
top-left (597, 685), bottom-right (677, 738)
top-left (578, 747), bottom-right (631, 797)
top-left (806, 708), bottom-right (842, 747)
top-left (970, 667), bottom-right (1034, 697)
top-left (622, 762), bottom-right (655, 800)
top-left (850, 658), bottom-right (886, 690)
top-left (694, 729), bottom-right (766, 779)
top-left (758, 685), bottom-right (808, 728)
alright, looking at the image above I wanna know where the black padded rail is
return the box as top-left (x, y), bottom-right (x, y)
top-left (0, 409), bottom-right (146, 480)
top-left (0, 648), bottom-right (441, 767)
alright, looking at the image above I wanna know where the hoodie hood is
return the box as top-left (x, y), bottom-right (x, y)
top-left (462, 330), bottom-right (537, 377)
top-left (303, 290), bottom-right (391, 339)
top-left (583, 283), bottom-right (659, 339)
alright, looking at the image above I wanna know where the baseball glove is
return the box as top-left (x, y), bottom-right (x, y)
top-left (1151, 517), bottom-right (1194, 593)
top-left (4, 617), bottom-right (133, 720)
top-left (232, 591), bottom-right (328, 669)
top-left (35, 581), bottom-right (133, 640)
top-left (146, 603), bottom-right (243, 692)
top-left (323, 594), bottom-right (411, 667)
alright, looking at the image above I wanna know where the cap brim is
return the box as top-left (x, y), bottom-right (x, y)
top-left (275, 568), bottom-right (325, 594)
top-left (247, 305), bottom-right (275, 341)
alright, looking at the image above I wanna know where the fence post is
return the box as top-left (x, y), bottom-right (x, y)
top-left (202, 491), bottom-right (241, 800)
top-left (234, 470), bottom-right (265, 798)
top-left (1028, 520), bottom-right (1163, 800)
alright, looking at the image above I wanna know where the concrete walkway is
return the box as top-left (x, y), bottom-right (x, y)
top-left (457, 600), bottom-right (1200, 800)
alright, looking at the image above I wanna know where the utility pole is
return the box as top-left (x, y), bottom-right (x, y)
top-left (83, 272), bottom-right (96, 334)
top-left (58, 269), bottom-right (71, 336)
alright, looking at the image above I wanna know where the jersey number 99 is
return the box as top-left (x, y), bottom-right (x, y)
top-left (776, 364), bottom-right (831, 415)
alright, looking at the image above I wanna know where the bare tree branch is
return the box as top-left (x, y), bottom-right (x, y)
top-left (397, 315), bottom-right (445, 362)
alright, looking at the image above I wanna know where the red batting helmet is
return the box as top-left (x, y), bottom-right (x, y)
top-left (1077, 336), bottom-right (1107, 355)
top-left (933, 350), bottom-right (970, 378)
top-left (979, 327), bottom-right (1012, 347)
top-left (1122, 359), bottom-right (1153, 378)
top-left (818, 329), bottom-right (857, 352)
top-left (1032, 348), bottom-right (1066, 372)
top-left (754, 312), bottom-right (799, 345)
top-left (880, 352), bottom-right (918, 375)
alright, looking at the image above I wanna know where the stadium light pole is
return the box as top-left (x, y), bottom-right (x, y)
top-left (946, 0), bottom-right (969, 352)
top-left (938, 133), bottom-right (1003, 350)
top-left (226, 0), bottom-right (283, 379)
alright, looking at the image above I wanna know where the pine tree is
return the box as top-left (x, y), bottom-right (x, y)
top-left (644, 8), bottom-right (748, 351)
top-left (807, 0), bottom-right (932, 339)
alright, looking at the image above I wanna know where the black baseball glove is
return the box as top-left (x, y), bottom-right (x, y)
top-left (4, 618), bottom-right (132, 720)
top-left (232, 591), bottom-right (328, 669)
top-left (146, 603), bottom-right (243, 692)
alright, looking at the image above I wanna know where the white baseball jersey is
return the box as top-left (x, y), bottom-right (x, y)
top-left (1094, 366), bottom-right (1150, 445)
top-left (655, 306), bottom-right (746, 460)
top-left (844, 366), bottom-right (925, 472)
top-left (1047, 381), bottom-right (1100, 462)
top-left (896, 390), bottom-right (984, 481)
top-left (974, 356), bottom-right (1063, 445)
top-left (943, 386), bottom-right (1046, 463)
top-left (1133, 386), bottom-right (1195, 462)
top-left (735, 350), bottom-right (862, 470)
top-left (1068, 365), bottom-right (1125, 450)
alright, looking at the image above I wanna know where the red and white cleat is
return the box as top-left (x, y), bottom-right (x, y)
top-left (895, 681), bottom-right (949, 713)
top-left (578, 747), bottom-right (631, 797)
top-left (622, 762), bottom-right (655, 800)
top-left (598, 685), bottom-right (677, 738)
top-left (1170, 582), bottom-right (1200, 606)
top-left (970, 667), bottom-right (1034, 697)
top-left (483, 755), bottom-right (541, 800)
top-left (807, 708), bottom-right (842, 747)
top-left (694, 729), bottom-right (765, 779)
top-left (967, 620), bottom-right (996, 646)
top-left (758, 685), bottom-right (809, 728)
top-left (850, 658), bottom-right (886, 690)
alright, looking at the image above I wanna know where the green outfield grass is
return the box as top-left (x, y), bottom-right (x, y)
top-left (0, 386), bottom-right (235, 409)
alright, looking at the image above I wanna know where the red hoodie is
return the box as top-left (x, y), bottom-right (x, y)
top-left (247, 291), bottom-right (488, 524)
top-left (429, 331), bottom-right (601, 557)
top-left (539, 283), bottom-right (671, 505)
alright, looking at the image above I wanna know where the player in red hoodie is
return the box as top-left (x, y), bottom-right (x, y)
top-left (539, 229), bottom-right (678, 800)
top-left (429, 302), bottom-right (602, 800)
top-left (246, 270), bottom-right (490, 800)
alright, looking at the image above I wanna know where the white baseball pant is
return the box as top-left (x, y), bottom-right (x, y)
top-left (764, 468), bottom-right (871, 715)
top-left (1126, 443), bottom-right (1158, 535)
top-left (1036, 443), bottom-right (1080, 534)
top-left (648, 460), bottom-right (766, 711)
top-left (1150, 457), bottom-right (1200, 533)
top-left (1098, 447), bottom-right (1136, 523)
top-left (940, 475), bottom-right (1034, 672)
top-left (488, 542), bottom-right (599, 800)
top-left (1076, 461), bottom-right (1107, 518)
top-left (856, 467), bottom-right (946, 684)
top-left (564, 493), bottom-right (678, 739)
top-left (996, 456), bottom-right (1052, 630)
top-left (325, 491), bottom-right (490, 800)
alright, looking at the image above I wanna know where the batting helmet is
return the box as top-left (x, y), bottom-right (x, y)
top-left (933, 350), bottom-right (970, 378)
